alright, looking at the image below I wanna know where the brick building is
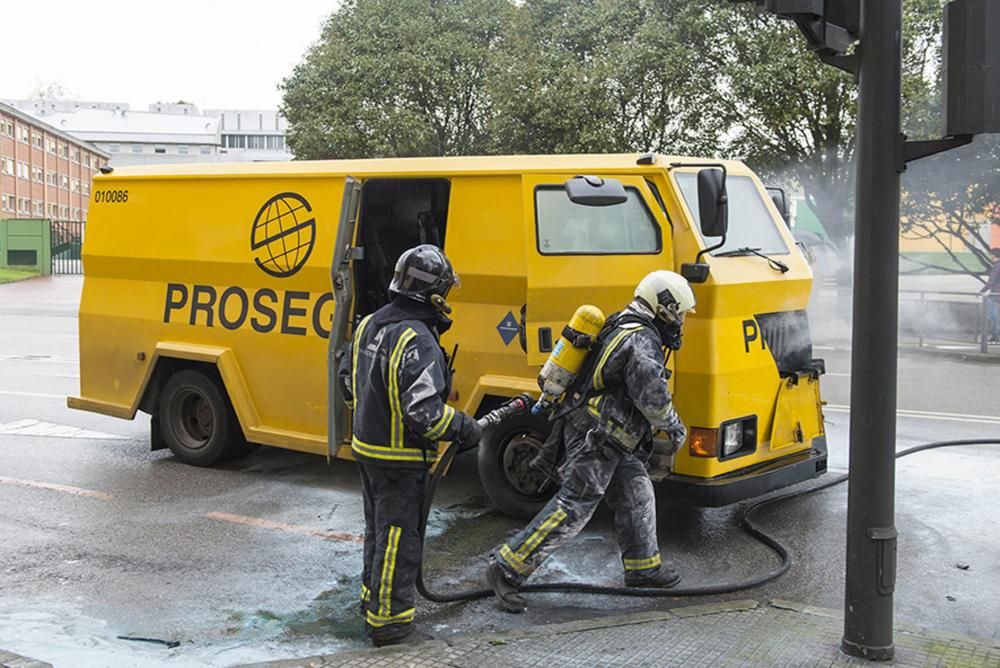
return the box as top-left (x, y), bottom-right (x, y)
top-left (0, 101), bottom-right (110, 222)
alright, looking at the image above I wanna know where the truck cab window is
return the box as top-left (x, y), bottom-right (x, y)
top-left (675, 173), bottom-right (789, 256)
top-left (535, 186), bottom-right (660, 255)
top-left (354, 179), bottom-right (450, 316)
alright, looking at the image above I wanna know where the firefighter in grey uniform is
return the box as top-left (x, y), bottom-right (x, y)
top-left (345, 244), bottom-right (482, 645)
top-left (486, 270), bottom-right (696, 612)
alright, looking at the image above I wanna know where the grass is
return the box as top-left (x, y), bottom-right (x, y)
top-left (0, 267), bottom-right (41, 284)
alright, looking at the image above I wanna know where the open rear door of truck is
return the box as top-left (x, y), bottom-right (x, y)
top-left (327, 177), bottom-right (363, 457)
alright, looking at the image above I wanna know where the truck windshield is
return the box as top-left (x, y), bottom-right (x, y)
top-left (674, 173), bottom-right (789, 256)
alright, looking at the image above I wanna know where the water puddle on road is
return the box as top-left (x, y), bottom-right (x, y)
top-left (0, 595), bottom-right (363, 667)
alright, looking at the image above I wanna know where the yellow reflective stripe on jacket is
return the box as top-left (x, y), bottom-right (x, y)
top-left (623, 553), bottom-right (662, 571)
top-left (351, 437), bottom-right (428, 463)
top-left (424, 404), bottom-right (455, 440)
top-left (378, 525), bottom-right (402, 618)
top-left (365, 607), bottom-right (416, 627)
top-left (351, 315), bottom-right (374, 406)
top-left (360, 583), bottom-right (371, 602)
top-left (592, 324), bottom-right (642, 391)
top-left (389, 328), bottom-right (418, 449)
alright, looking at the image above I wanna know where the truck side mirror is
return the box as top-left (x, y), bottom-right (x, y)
top-left (697, 168), bottom-right (728, 238)
top-left (944, 0), bottom-right (1000, 135)
top-left (564, 175), bottom-right (628, 206)
top-left (766, 186), bottom-right (791, 226)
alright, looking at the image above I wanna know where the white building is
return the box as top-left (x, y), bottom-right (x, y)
top-left (207, 109), bottom-right (293, 162)
top-left (4, 100), bottom-right (293, 167)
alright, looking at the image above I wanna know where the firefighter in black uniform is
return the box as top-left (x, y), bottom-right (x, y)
top-left (343, 245), bottom-right (482, 646)
top-left (485, 270), bottom-right (696, 612)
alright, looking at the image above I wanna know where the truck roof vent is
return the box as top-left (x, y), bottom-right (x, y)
top-left (636, 153), bottom-right (656, 165)
top-left (99, 166), bottom-right (113, 174)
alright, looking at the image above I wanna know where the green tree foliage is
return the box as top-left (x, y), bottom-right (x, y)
top-left (707, 0), bottom-right (945, 254)
top-left (487, 0), bottom-right (722, 156)
top-left (281, 0), bottom-right (511, 159)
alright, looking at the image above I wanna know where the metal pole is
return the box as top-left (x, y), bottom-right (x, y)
top-left (841, 0), bottom-right (901, 660)
top-left (981, 296), bottom-right (989, 354)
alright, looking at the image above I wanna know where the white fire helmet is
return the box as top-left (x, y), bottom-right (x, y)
top-left (634, 270), bottom-right (696, 325)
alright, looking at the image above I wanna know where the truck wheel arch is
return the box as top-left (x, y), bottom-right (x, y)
top-left (137, 343), bottom-right (258, 442)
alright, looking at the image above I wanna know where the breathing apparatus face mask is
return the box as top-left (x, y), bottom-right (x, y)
top-left (428, 274), bottom-right (459, 334)
top-left (654, 302), bottom-right (685, 351)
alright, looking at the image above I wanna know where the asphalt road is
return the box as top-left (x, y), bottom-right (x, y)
top-left (1, 277), bottom-right (998, 667)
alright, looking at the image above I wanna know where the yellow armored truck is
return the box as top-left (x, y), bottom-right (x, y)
top-left (70, 154), bottom-right (827, 517)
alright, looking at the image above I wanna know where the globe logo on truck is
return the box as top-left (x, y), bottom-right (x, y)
top-left (251, 192), bottom-right (316, 278)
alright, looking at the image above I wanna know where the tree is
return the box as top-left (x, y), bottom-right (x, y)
top-left (28, 81), bottom-right (72, 101)
top-left (900, 135), bottom-right (1000, 283)
top-left (704, 0), bottom-right (946, 257)
top-left (280, 0), bottom-right (511, 159)
top-left (486, 0), bottom-right (723, 156)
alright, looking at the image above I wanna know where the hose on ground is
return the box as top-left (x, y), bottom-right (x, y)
top-left (416, 437), bottom-right (1000, 603)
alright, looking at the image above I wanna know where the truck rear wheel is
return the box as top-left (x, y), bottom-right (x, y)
top-left (478, 413), bottom-right (557, 520)
top-left (158, 368), bottom-right (245, 466)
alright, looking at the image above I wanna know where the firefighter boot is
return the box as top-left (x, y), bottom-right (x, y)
top-left (486, 561), bottom-right (528, 613)
top-left (372, 626), bottom-right (434, 647)
top-left (624, 564), bottom-right (681, 589)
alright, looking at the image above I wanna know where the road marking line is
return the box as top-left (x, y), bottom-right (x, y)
top-left (825, 405), bottom-right (1000, 425)
top-left (206, 512), bottom-right (363, 544)
top-left (0, 476), bottom-right (112, 501)
top-left (0, 390), bottom-right (66, 399)
top-left (0, 419), bottom-right (127, 440)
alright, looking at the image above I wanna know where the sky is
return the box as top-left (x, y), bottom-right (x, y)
top-left (3, 0), bottom-right (337, 110)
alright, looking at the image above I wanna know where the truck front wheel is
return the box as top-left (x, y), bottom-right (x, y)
top-left (158, 368), bottom-right (244, 466)
top-left (477, 414), bottom-right (557, 520)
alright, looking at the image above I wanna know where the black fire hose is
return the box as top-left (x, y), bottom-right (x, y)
top-left (416, 399), bottom-right (1000, 603)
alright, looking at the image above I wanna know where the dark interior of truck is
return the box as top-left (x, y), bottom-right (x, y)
top-left (353, 178), bottom-right (451, 317)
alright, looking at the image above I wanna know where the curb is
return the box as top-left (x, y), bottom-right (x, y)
top-left (0, 649), bottom-right (53, 668)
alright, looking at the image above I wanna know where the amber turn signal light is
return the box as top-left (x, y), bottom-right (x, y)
top-left (689, 427), bottom-right (718, 458)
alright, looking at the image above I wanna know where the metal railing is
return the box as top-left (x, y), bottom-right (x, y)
top-left (897, 289), bottom-right (996, 354)
top-left (50, 220), bottom-right (84, 275)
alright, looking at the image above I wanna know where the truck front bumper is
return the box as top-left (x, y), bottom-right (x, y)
top-left (657, 436), bottom-right (828, 507)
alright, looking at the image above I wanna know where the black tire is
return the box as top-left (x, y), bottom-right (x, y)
top-left (477, 413), bottom-right (558, 520)
top-left (158, 368), bottom-right (245, 466)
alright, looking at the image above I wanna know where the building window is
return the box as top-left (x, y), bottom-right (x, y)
top-left (72, 178), bottom-right (80, 193)
top-left (48, 203), bottom-right (58, 217)
top-left (132, 144), bottom-right (143, 153)
top-left (83, 181), bottom-right (91, 195)
top-left (154, 146), bottom-right (166, 154)
top-left (0, 194), bottom-right (12, 212)
top-left (61, 206), bottom-right (69, 218)
top-left (72, 148), bottom-right (80, 162)
top-left (178, 145), bottom-right (189, 154)
top-left (34, 201), bottom-right (44, 216)
top-left (109, 144), bottom-right (120, 153)
top-left (32, 166), bottom-right (43, 183)
top-left (47, 171), bottom-right (58, 186)
top-left (1, 121), bottom-right (12, 137)
top-left (17, 126), bottom-right (29, 143)
top-left (60, 143), bottom-right (69, 158)
top-left (33, 133), bottom-right (43, 148)
top-left (19, 197), bottom-right (30, 213)
top-left (17, 161), bottom-right (29, 179)
top-left (47, 139), bottom-right (57, 154)
top-left (199, 145), bottom-right (211, 155)
top-left (0, 158), bottom-right (12, 175)
top-left (60, 175), bottom-right (69, 190)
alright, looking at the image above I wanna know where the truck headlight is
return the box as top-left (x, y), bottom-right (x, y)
top-left (719, 416), bottom-right (758, 460)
